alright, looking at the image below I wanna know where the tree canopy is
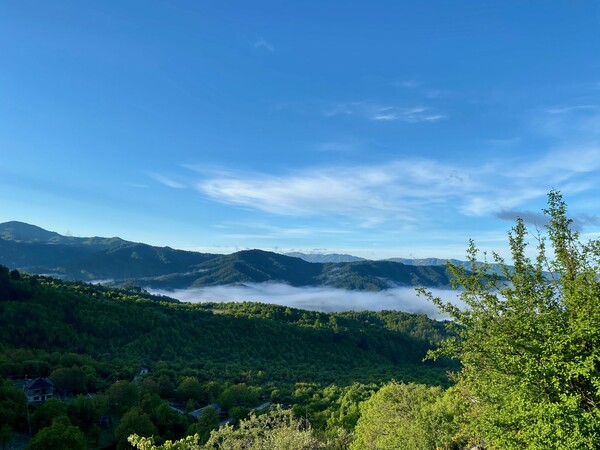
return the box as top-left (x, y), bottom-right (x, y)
top-left (423, 191), bottom-right (600, 449)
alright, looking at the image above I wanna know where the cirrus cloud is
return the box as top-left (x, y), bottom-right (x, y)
top-left (193, 146), bottom-right (600, 226)
top-left (324, 101), bottom-right (446, 123)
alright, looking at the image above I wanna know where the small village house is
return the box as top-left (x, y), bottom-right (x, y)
top-left (24, 377), bottom-right (54, 403)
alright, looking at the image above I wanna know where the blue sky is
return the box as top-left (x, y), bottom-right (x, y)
top-left (1, 1), bottom-right (599, 259)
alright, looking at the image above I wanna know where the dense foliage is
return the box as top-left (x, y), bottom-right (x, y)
top-left (422, 191), bottom-right (600, 449)
top-left (351, 382), bottom-right (465, 450)
top-left (0, 264), bottom-right (451, 448)
top-left (129, 408), bottom-right (322, 450)
top-left (0, 272), bottom-right (450, 387)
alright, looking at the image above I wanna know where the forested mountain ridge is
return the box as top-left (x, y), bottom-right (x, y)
top-left (0, 222), bottom-right (453, 290)
top-left (0, 221), bottom-right (127, 249)
top-left (284, 252), bottom-right (367, 263)
top-left (0, 221), bottom-right (217, 280)
top-left (0, 265), bottom-right (452, 386)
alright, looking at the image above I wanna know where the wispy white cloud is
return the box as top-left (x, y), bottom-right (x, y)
top-left (495, 209), bottom-right (600, 231)
top-left (213, 221), bottom-right (351, 241)
top-left (195, 160), bottom-right (462, 222)
top-left (394, 80), bottom-right (422, 88)
top-left (323, 101), bottom-right (362, 117)
top-left (532, 104), bottom-right (600, 137)
top-left (199, 168), bottom-right (403, 218)
top-left (150, 173), bottom-right (187, 189)
top-left (254, 37), bottom-right (274, 52)
top-left (193, 146), bottom-right (599, 223)
top-left (544, 105), bottom-right (597, 115)
top-left (324, 101), bottom-right (446, 123)
top-left (369, 106), bottom-right (445, 123)
top-left (424, 89), bottom-right (453, 99)
top-left (511, 146), bottom-right (600, 181)
top-left (392, 80), bottom-right (453, 99)
top-left (125, 182), bottom-right (150, 189)
top-left (315, 138), bottom-right (363, 153)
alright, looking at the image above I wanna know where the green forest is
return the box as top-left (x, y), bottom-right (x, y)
top-left (0, 254), bottom-right (452, 449)
top-left (1, 193), bottom-right (599, 449)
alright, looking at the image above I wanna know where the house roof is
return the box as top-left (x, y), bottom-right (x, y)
top-left (189, 403), bottom-right (222, 420)
top-left (25, 377), bottom-right (54, 390)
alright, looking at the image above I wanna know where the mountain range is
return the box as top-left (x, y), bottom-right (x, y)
top-left (284, 252), bottom-right (367, 263)
top-left (0, 221), bottom-right (454, 291)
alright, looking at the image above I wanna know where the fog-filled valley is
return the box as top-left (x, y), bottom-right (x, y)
top-left (151, 283), bottom-right (461, 319)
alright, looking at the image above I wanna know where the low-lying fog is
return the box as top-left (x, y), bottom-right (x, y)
top-left (150, 283), bottom-right (463, 320)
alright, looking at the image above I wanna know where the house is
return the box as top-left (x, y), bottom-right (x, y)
top-left (189, 403), bottom-right (227, 421)
top-left (133, 366), bottom-right (151, 381)
top-left (24, 377), bottom-right (54, 403)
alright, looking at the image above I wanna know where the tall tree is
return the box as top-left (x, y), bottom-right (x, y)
top-left (423, 191), bottom-right (600, 449)
top-left (351, 382), bottom-right (462, 450)
top-left (187, 406), bottom-right (219, 444)
top-left (0, 379), bottom-right (26, 436)
top-left (26, 417), bottom-right (86, 450)
top-left (31, 399), bottom-right (67, 433)
top-left (115, 407), bottom-right (157, 450)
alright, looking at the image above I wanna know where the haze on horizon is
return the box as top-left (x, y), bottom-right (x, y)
top-left (1, 1), bottom-right (599, 261)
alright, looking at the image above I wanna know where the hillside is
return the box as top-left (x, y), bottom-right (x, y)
top-left (0, 266), bottom-right (452, 386)
top-left (284, 252), bottom-right (367, 263)
top-left (0, 222), bottom-right (454, 290)
top-left (0, 221), bottom-right (126, 249)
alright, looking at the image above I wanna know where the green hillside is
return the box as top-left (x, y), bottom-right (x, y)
top-left (0, 221), bottom-right (126, 250)
top-left (0, 266), bottom-right (452, 386)
top-left (64, 243), bottom-right (217, 280)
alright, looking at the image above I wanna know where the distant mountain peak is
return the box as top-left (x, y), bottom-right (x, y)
top-left (0, 221), bottom-right (60, 242)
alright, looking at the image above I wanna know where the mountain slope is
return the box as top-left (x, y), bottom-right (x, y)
top-left (64, 243), bottom-right (217, 280)
top-left (387, 257), bottom-right (464, 266)
top-left (285, 252), bottom-right (367, 263)
top-left (319, 260), bottom-right (452, 290)
top-left (133, 251), bottom-right (453, 290)
top-left (0, 221), bottom-right (219, 281)
top-left (0, 269), bottom-right (453, 385)
top-left (0, 222), bottom-right (453, 290)
top-left (0, 220), bottom-right (126, 249)
top-left (192, 250), bottom-right (323, 286)
top-left (0, 238), bottom-right (92, 273)
top-left (0, 221), bottom-right (61, 242)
